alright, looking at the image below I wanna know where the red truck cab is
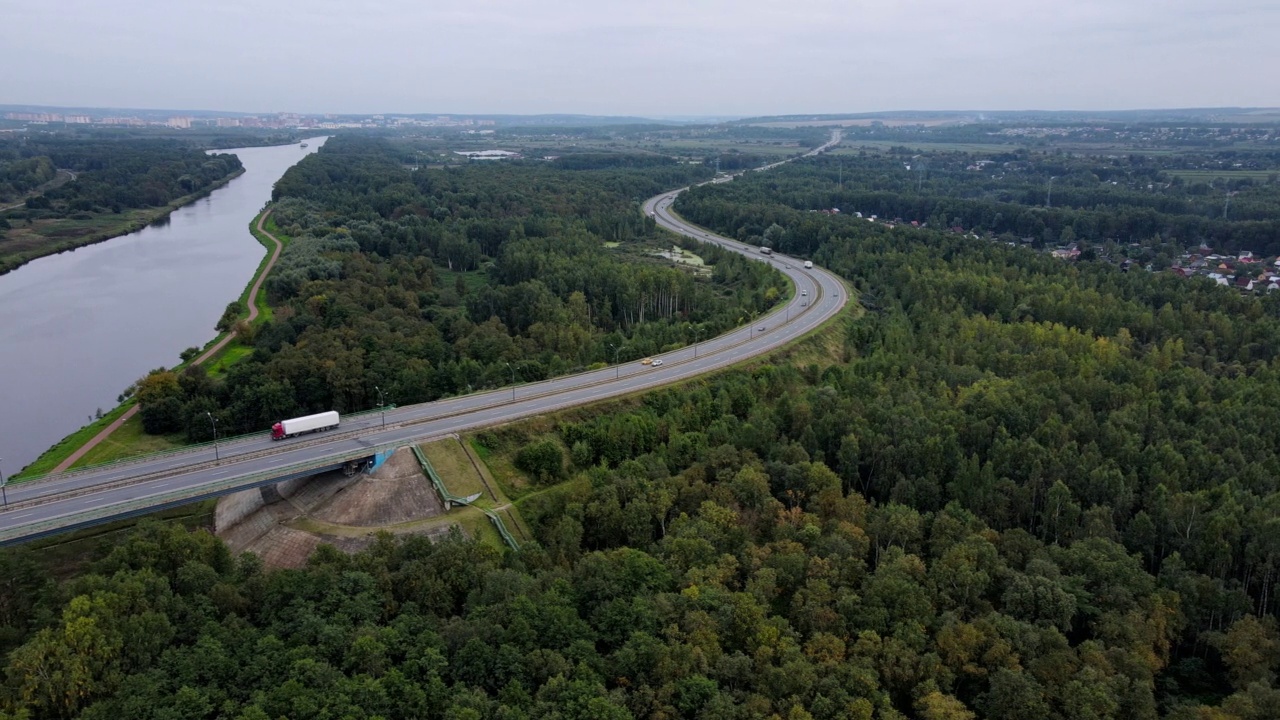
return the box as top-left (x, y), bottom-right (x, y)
top-left (271, 422), bottom-right (285, 440)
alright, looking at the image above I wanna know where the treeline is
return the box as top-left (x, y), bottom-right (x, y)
top-left (134, 136), bottom-right (783, 440)
top-left (6, 144), bottom-right (1280, 718)
top-left (708, 151), bottom-right (1280, 256)
top-left (668, 160), bottom-right (1280, 711)
top-left (0, 156), bottom-right (56, 200)
top-left (0, 137), bottom-right (243, 214)
top-left (3, 362), bottom-right (1279, 718)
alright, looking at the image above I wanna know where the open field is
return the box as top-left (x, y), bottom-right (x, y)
top-left (203, 344), bottom-right (253, 377)
top-left (14, 403), bottom-right (136, 478)
top-left (1167, 169), bottom-right (1277, 182)
top-left (420, 438), bottom-right (490, 501)
top-left (829, 140), bottom-right (1022, 154)
top-left (69, 414), bottom-right (183, 468)
top-left (751, 118), bottom-right (968, 128)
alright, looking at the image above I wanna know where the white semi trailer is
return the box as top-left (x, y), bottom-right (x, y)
top-left (271, 411), bottom-right (340, 440)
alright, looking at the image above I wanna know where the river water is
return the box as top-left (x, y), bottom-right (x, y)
top-left (0, 138), bottom-right (327, 475)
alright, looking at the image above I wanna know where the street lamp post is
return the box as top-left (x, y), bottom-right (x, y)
top-left (609, 343), bottom-right (623, 379)
top-left (206, 412), bottom-right (219, 461)
top-left (692, 327), bottom-right (702, 358)
top-left (505, 362), bottom-right (516, 401)
top-left (0, 457), bottom-right (8, 510)
top-left (375, 385), bottom-right (386, 428)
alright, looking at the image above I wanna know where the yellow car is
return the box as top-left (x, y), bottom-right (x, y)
top-left (641, 357), bottom-right (653, 365)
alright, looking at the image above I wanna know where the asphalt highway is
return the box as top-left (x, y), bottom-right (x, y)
top-left (0, 132), bottom-right (847, 544)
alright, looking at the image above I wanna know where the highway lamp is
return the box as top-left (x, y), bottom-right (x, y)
top-left (375, 385), bottom-right (386, 428)
top-left (692, 327), bottom-right (702, 358)
top-left (1, 457), bottom-right (8, 510)
top-left (505, 362), bottom-right (516, 401)
top-left (206, 412), bottom-right (219, 461)
top-left (609, 343), bottom-right (623, 379)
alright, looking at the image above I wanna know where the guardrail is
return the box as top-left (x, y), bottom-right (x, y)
top-left (411, 445), bottom-right (480, 510)
top-left (0, 443), bottom-right (389, 546)
top-left (410, 445), bottom-right (515, 549)
top-left (17, 407), bottom-right (393, 486)
top-left (482, 509), bottom-right (520, 550)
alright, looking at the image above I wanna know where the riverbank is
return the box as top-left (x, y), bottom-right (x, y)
top-left (15, 208), bottom-right (285, 478)
top-left (0, 167), bottom-right (246, 276)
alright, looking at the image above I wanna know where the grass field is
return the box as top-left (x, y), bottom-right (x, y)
top-left (469, 433), bottom-right (533, 500)
top-left (829, 140), bottom-right (1020, 154)
top-left (420, 438), bottom-right (489, 501)
top-left (69, 414), bottom-right (183, 469)
top-left (1168, 170), bottom-right (1278, 182)
top-left (435, 266), bottom-right (490, 294)
top-left (204, 344), bottom-right (253, 377)
top-left (14, 403), bottom-right (136, 479)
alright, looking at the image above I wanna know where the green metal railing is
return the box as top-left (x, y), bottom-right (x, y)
top-left (483, 509), bottom-right (521, 550)
top-left (411, 446), bottom-right (480, 509)
top-left (410, 445), bottom-right (515, 550)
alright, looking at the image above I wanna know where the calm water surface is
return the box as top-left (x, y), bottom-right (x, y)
top-left (0, 138), bottom-right (327, 474)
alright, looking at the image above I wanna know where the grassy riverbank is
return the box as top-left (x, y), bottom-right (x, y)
top-left (0, 168), bottom-right (246, 276)
top-left (13, 208), bottom-right (283, 479)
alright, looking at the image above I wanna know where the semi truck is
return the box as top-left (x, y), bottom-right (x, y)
top-left (760, 246), bottom-right (772, 255)
top-left (804, 260), bottom-right (813, 269)
top-left (271, 411), bottom-right (340, 440)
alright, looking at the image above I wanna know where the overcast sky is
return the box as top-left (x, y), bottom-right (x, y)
top-left (2, 0), bottom-right (1277, 117)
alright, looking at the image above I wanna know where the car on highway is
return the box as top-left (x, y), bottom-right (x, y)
top-left (651, 359), bottom-right (663, 367)
top-left (641, 357), bottom-right (653, 365)
top-left (758, 326), bottom-right (766, 331)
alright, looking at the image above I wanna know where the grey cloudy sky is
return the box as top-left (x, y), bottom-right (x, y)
top-left (2, 0), bottom-right (1277, 116)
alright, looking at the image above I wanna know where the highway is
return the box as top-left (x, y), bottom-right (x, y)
top-left (0, 132), bottom-right (846, 545)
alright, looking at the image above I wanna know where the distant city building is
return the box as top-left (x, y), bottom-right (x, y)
top-left (454, 150), bottom-right (520, 161)
top-left (166, 116), bottom-right (191, 129)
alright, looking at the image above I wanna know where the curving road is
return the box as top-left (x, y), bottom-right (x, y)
top-left (0, 132), bottom-right (847, 545)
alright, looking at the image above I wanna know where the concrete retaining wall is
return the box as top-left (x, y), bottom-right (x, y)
top-left (215, 488), bottom-right (267, 534)
top-left (215, 474), bottom-right (312, 533)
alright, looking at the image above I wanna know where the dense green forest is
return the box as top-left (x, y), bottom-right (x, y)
top-left (132, 136), bottom-right (785, 440)
top-left (3, 353), bottom-right (1279, 717)
top-left (713, 149), bottom-right (1280, 258)
top-left (0, 137), bottom-right (243, 212)
top-left (6, 135), bottom-right (1280, 718)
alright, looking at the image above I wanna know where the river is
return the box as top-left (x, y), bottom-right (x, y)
top-left (0, 138), bottom-right (328, 475)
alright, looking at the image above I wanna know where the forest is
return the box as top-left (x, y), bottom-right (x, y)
top-left (0, 137), bottom-right (243, 213)
top-left (712, 148), bottom-right (1280, 259)
top-left (3, 134), bottom-right (1280, 718)
top-left (131, 136), bottom-right (786, 440)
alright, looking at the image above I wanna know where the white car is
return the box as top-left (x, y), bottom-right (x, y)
top-left (651, 359), bottom-right (663, 367)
